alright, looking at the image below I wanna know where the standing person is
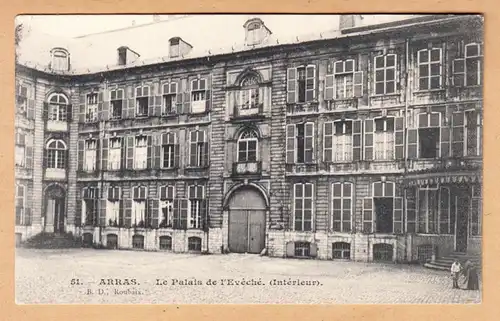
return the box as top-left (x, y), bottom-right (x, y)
top-left (450, 259), bottom-right (462, 289)
top-left (462, 259), bottom-right (480, 290)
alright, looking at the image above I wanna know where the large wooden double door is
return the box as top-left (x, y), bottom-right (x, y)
top-left (228, 187), bottom-right (266, 254)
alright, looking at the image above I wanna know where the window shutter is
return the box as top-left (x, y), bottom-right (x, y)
top-left (102, 92), bottom-right (110, 121)
top-left (147, 135), bottom-right (153, 169)
top-left (325, 61), bottom-right (335, 101)
top-left (27, 98), bottom-right (35, 120)
top-left (99, 199), bottom-right (107, 227)
top-left (405, 188), bottom-right (417, 233)
top-left (286, 68), bottom-right (297, 104)
top-left (173, 199), bottom-right (180, 229)
top-left (150, 199), bottom-right (159, 228)
top-left (127, 86), bottom-right (135, 119)
top-left (310, 243), bottom-right (318, 258)
top-left (394, 117), bottom-right (405, 160)
top-left (180, 199), bottom-right (189, 230)
top-left (201, 199), bottom-right (209, 231)
top-left (452, 58), bottom-right (465, 87)
top-left (452, 112), bottom-right (465, 157)
top-left (353, 71), bottom-right (363, 97)
top-left (407, 128), bottom-right (418, 159)
top-left (75, 199), bottom-right (82, 227)
top-left (352, 120), bottom-right (362, 161)
top-left (362, 197), bottom-right (373, 233)
top-left (189, 131), bottom-right (197, 167)
top-left (304, 122), bottom-right (314, 163)
top-left (286, 124), bottom-right (296, 164)
top-left (67, 104), bottom-right (73, 121)
top-left (25, 138), bottom-right (33, 169)
top-left (364, 119), bottom-right (374, 160)
top-left (77, 95), bottom-right (85, 123)
top-left (43, 102), bottom-right (49, 120)
top-left (77, 140), bottom-right (85, 171)
top-left (286, 241), bottom-right (295, 257)
top-left (173, 144), bottom-right (180, 168)
top-left (440, 124), bottom-right (450, 158)
top-left (182, 78), bottom-right (191, 114)
top-left (203, 141), bottom-right (210, 167)
top-left (205, 75), bottom-right (212, 112)
top-left (153, 134), bottom-right (161, 169)
top-left (176, 80), bottom-right (184, 114)
top-left (126, 136), bottom-right (134, 169)
top-left (323, 122), bottom-right (333, 162)
top-left (124, 199), bottom-right (132, 228)
top-left (101, 138), bottom-right (109, 171)
top-left (305, 65), bottom-right (316, 102)
top-left (393, 197), bottom-right (403, 234)
top-left (148, 90), bottom-right (155, 116)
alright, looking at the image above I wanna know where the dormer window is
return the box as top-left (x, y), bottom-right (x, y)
top-left (50, 48), bottom-right (70, 71)
top-left (244, 18), bottom-right (271, 46)
top-left (169, 37), bottom-right (180, 58)
top-left (118, 47), bottom-right (127, 65)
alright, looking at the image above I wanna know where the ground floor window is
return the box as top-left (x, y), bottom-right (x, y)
top-left (132, 200), bottom-right (146, 227)
top-left (374, 197), bottom-right (394, 233)
top-left (132, 235), bottom-right (145, 249)
top-left (294, 242), bottom-right (311, 257)
top-left (332, 242), bottom-right (351, 259)
top-left (417, 244), bottom-right (435, 263)
top-left (106, 200), bottom-right (120, 227)
top-left (188, 236), bottom-right (202, 252)
top-left (159, 236), bottom-right (172, 250)
top-left (106, 234), bottom-right (118, 249)
top-left (373, 243), bottom-right (393, 262)
top-left (417, 186), bottom-right (451, 234)
top-left (82, 233), bottom-right (93, 247)
top-left (471, 185), bottom-right (482, 236)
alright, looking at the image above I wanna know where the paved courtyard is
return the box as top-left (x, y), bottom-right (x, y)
top-left (15, 248), bottom-right (481, 304)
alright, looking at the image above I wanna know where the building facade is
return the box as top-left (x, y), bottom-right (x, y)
top-left (15, 14), bottom-right (483, 262)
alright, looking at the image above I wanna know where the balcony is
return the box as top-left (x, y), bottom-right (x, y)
top-left (232, 161), bottom-right (262, 177)
top-left (408, 157), bottom-right (482, 173)
top-left (286, 102), bottom-right (318, 115)
top-left (191, 100), bottom-right (207, 114)
top-left (45, 168), bottom-right (66, 180)
top-left (325, 98), bottom-right (358, 111)
top-left (231, 104), bottom-right (264, 121)
top-left (46, 120), bottom-right (68, 132)
top-left (285, 163), bottom-right (318, 174)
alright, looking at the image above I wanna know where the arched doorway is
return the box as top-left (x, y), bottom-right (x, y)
top-left (45, 184), bottom-right (66, 233)
top-left (227, 186), bottom-right (267, 254)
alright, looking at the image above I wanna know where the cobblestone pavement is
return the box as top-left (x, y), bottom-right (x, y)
top-left (15, 248), bottom-right (481, 304)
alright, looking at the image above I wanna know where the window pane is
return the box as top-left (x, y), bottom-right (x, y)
top-left (466, 44), bottom-right (479, 57)
top-left (343, 184), bottom-right (351, 197)
top-left (375, 56), bottom-right (384, 68)
top-left (375, 83), bottom-right (385, 95)
top-left (333, 184), bottom-right (342, 197)
top-left (386, 55), bottom-right (396, 67)
top-left (295, 185), bottom-right (303, 197)
top-left (384, 183), bottom-right (394, 197)
top-left (419, 65), bottom-right (429, 77)
top-left (304, 199), bottom-right (312, 210)
top-left (343, 199), bottom-right (351, 211)
top-left (304, 184), bottom-right (313, 197)
top-left (386, 68), bottom-right (395, 81)
top-left (375, 70), bottom-right (385, 82)
top-left (430, 76), bottom-right (441, 89)
top-left (333, 199), bottom-right (341, 209)
top-left (419, 50), bottom-right (429, 63)
top-left (333, 209), bottom-right (341, 220)
top-left (419, 78), bottom-right (429, 90)
top-left (345, 60), bottom-right (354, 72)
top-left (430, 63), bottom-right (441, 76)
top-left (430, 49), bottom-right (441, 62)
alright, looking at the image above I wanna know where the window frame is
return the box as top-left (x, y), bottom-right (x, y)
top-left (109, 88), bottom-right (124, 120)
top-left (162, 82), bottom-right (178, 115)
top-left (47, 93), bottom-right (69, 122)
top-left (331, 182), bottom-right (353, 232)
top-left (46, 139), bottom-right (67, 169)
top-left (417, 47), bottom-right (443, 91)
top-left (293, 183), bottom-right (314, 232)
top-left (373, 117), bottom-right (396, 161)
top-left (237, 130), bottom-right (259, 162)
top-left (373, 53), bottom-right (397, 95)
top-left (135, 85), bottom-right (150, 117)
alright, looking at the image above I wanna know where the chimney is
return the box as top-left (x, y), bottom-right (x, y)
top-left (339, 15), bottom-right (363, 30)
top-left (153, 15), bottom-right (161, 23)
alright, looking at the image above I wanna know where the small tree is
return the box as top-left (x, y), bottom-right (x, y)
top-left (15, 23), bottom-right (23, 63)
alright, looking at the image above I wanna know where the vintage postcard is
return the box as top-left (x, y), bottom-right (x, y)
top-left (14, 13), bottom-right (483, 304)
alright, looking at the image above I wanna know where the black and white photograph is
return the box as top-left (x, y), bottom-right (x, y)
top-left (14, 14), bottom-right (483, 304)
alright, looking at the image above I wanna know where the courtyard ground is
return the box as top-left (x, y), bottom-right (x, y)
top-left (15, 248), bottom-right (481, 304)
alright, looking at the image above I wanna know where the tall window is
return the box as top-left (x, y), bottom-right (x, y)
top-left (162, 132), bottom-right (178, 168)
top-left (191, 78), bottom-right (207, 113)
top-left (107, 186), bottom-right (121, 226)
top-left (333, 121), bottom-right (353, 162)
top-left (417, 48), bottom-right (442, 90)
top-left (418, 112), bottom-right (441, 159)
top-left (82, 187), bottom-right (98, 226)
top-left (374, 54), bottom-right (396, 95)
top-left (188, 185), bottom-right (205, 229)
top-left (286, 123), bottom-right (314, 164)
top-left (134, 136), bottom-right (148, 169)
top-left (237, 75), bottom-right (261, 110)
top-left (86, 93), bottom-right (98, 122)
top-left (15, 132), bottom-right (26, 167)
top-left (135, 86), bottom-right (150, 117)
top-left (417, 185), bottom-right (451, 234)
top-left (132, 186), bottom-right (147, 226)
top-left (287, 65), bottom-right (316, 103)
top-left (465, 110), bottom-right (481, 156)
top-left (169, 38), bottom-right (180, 58)
top-left (46, 139), bottom-right (67, 169)
top-left (453, 43), bottom-right (483, 87)
top-left (293, 183), bottom-right (314, 231)
top-left (16, 84), bottom-right (28, 114)
top-left (47, 93), bottom-right (69, 121)
top-left (470, 185), bottom-right (482, 236)
top-left (159, 185), bottom-right (175, 228)
top-left (15, 184), bottom-right (26, 225)
top-left (334, 60), bottom-right (354, 99)
top-left (374, 118), bottom-right (395, 160)
top-left (51, 48), bottom-right (69, 71)
top-left (237, 130), bottom-right (258, 162)
top-left (110, 89), bottom-right (124, 119)
top-left (108, 138), bottom-right (122, 170)
top-left (332, 182), bottom-right (352, 232)
top-left (84, 139), bottom-right (97, 172)
top-left (189, 130), bottom-right (208, 167)
top-left (162, 82), bottom-right (178, 115)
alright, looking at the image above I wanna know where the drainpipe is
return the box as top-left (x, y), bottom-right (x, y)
top-left (404, 37), bottom-right (411, 262)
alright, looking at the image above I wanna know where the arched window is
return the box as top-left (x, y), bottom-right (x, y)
top-left (188, 236), bottom-right (202, 252)
top-left (46, 139), bottom-right (67, 169)
top-left (159, 235), bottom-right (172, 250)
top-left (48, 93), bottom-right (69, 121)
top-left (237, 129), bottom-right (258, 162)
top-left (237, 74), bottom-right (261, 110)
top-left (50, 48), bottom-right (70, 71)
